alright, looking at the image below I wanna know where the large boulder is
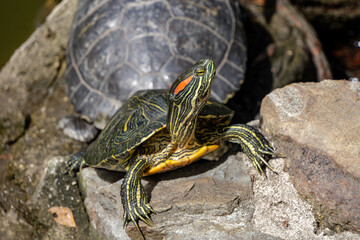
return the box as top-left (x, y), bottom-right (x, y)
top-left (261, 79), bottom-right (360, 233)
top-left (0, 0), bottom-right (77, 151)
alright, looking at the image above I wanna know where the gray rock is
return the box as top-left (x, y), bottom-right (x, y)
top-left (0, 208), bottom-right (34, 240)
top-left (0, 0), bottom-right (87, 238)
top-left (260, 80), bottom-right (360, 233)
top-left (78, 154), bottom-right (269, 240)
top-left (32, 156), bottom-right (89, 240)
top-left (0, 0), bottom-right (77, 150)
top-left (78, 144), bottom-right (360, 239)
top-left (249, 157), bottom-right (359, 239)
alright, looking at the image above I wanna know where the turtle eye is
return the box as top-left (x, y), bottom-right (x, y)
top-left (194, 66), bottom-right (206, 76)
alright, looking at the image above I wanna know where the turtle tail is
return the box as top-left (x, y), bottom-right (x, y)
top-left (62, 149), bottom-right (86, 175)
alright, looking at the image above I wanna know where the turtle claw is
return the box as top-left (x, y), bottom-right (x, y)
top-left (123, 200), bottom-right (155, 225)
top-left (249, 140), bottom-right (279, 175)
top-left (122, 198), bottom-right (155, 239)
top-left (233, 125), bottom-right (279, 175)
top-left (252, 153), bottom-right (278, 176)
top-left (61, 150), bottom-right (86, 175)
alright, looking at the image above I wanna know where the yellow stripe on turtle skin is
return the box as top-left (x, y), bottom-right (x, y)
top-left (123, 114), bottom-right (132, 132)
top-left (142, 144), bottom-right (220, 176)
top-left (136, 96), bottom-right (167, 113)
top-left (125, 160), bottom-right (145, 226)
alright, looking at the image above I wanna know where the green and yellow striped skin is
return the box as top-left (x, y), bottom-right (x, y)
top-left (64, 58), bottom-right (276, 239)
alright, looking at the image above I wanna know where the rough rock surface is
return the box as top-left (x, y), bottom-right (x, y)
top-left (31, 157), bottom-right (89, 240)
top-left (0, 0), bottom-right (84, 239)
top-left (78, 137), bottom-right (360, 240)
top-left (251, 156), bottom-right (358, 240)
top-left (0, 0), bottom-right (76, 151)
top-left (79, 154), bottom-right (263, 240)
top-left (260, 80), bottom-right (360, 233)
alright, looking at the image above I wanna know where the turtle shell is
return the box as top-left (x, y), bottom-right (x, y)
top-left (82, 89), bottom-right (234, 168)
top-left (66, 0), bottom-right (246, 123)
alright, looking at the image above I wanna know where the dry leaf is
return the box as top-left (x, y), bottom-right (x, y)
top-left (49, 206), bottom-right (77, 228)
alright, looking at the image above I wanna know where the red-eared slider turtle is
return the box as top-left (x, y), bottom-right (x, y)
top-left (60, 0), bottom-right (246, 142)
top-left (64, 58), bottom-right (276, 239)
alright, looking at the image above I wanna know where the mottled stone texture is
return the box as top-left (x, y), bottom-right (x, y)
top-left (261, 80), bottom-right (360, 232)
top-left (77, 145), bottom-right (360, 240)
top-left (78, 155), bottom-right (260, 240)
top-left (0, 0), bottom-right (86, 239)
top-left (0, 0), bottom-right (76, 150)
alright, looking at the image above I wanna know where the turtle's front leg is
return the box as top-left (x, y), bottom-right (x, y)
top-left (221, 124), bottom-right (277, 174)
top-left (120, 158), bottom-right (155, 239)
top-left (62, 149), bottom-right (86, 175)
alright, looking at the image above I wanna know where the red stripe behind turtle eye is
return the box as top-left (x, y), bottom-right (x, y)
top-left (174, 75), bottom-right (193, 95)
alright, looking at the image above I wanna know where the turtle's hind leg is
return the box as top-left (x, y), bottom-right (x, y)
top-left (57, 114), bottom-right (99, 142)
top-left (62, 149), bottom-right (86, 175)
top-left (221, 124), bottom-right (278, 175)
top-left (121, 158), bottom-right (155, 239)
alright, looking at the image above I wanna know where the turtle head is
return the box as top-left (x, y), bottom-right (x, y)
top-left (168, 58), bottom-right (216, 146)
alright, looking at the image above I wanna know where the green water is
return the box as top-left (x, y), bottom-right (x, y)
top-left (0, 0), bottom-right (47, 68)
